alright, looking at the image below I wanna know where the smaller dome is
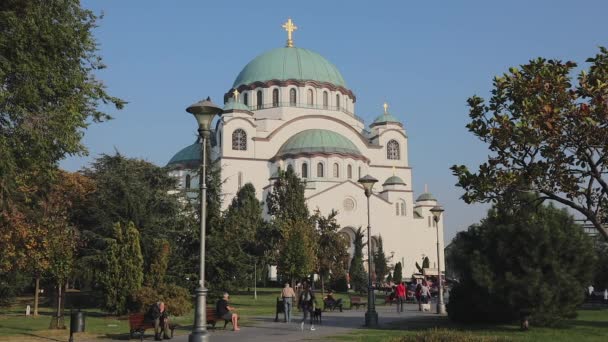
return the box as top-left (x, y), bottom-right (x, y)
top-left (416, 192), bottom-right (437, 202)
top-left (383, 175), bottom-right (406, 186)
top-left (223, 98), bottom-right (250, 112)
top-left (371, 113), bottom-right (401, 127)
top-left (276, 129), bottom-right (363, 159)
top-left (167, 142), bottom-right (201, 169)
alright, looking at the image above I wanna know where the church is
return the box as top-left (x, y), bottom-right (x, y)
top-left (166, 19), bottom-right (445, 277)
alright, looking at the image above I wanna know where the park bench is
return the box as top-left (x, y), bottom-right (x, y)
top-left (349, 296), bottom-right (367, 310)
top-left (323, 298), bottom-right (343, 312)
top-left (206, 307), bottom-right (231, 329)
top-left (128, 313), bottom-right (177, 341)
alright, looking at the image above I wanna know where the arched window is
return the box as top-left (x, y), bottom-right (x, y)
top-left (257, 90), bottom-right (263, 109)
top-left (395, 203), bottom-right (399, 215)
top-left (301, 163), bottom-right (308, 178)
top-left (358, 166), bottom-right (362, 179)
top-left (185, 174), bottom-right (191, 189)
top-left (317, 162), bottom-right (324, 177)
top-left (401, 201), bottom-right (406, 216)
top-left (243, 93), bottom-right (248, 106)
top-left (387, 139), bottom-right (400, 160)
top-left (272, 89), bottom-right (279, 107)
top-left (307, 89), bottom-right (314, 106)
top-left (428, 216), bottom-right (432, 227)
top-left (336, 94), bottom-right (340, 109)
top-left (238, 172), bottom-right (243, 190)
top-left (289, 88), bottom-right (297, 106)
top-left (323, 91), bottom-right (328, 109)
top-left (333, 163), bottom-right (339, 178)
top-left (347, 165), bottom-right (352, 179)
top-left (232, 129), bottom-right (247, 150)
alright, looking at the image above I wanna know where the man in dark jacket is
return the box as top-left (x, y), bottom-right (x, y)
top-left (145, 301), bottom-right (170, 340)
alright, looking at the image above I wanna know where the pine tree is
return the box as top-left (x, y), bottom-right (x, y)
top-left (393, 262), bottom-right (403, 284)
top-left (349, 227), bottom-right (368, 293)
top-left (146, 239), bottom-right (170, 288)
top-left (387, 272), bottom-right (393, 284)
top-left (99, 222), bottom-right (143, 314)
top-left (422, 256), bottom-right (430, 269)
top-left (374, 236), bottom-right (389, 284)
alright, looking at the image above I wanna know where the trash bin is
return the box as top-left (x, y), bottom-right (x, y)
top-left (69, 310), bottom-right (85, 342)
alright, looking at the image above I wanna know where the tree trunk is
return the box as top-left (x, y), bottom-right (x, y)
top-left (320, 274), bottom-right (325, 298)
top-left (33, 276), bottom-right (40, 316)
top-left (49, 281), bottom-right (65, 329)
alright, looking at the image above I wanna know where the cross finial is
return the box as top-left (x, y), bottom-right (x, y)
top-left (383, 102), bottom-right (388, 114)
top-left (232, 89), bottom-right (239, 101)
top-left (424, 184), bottom-right (428, 193)
top-left (282, 18), bottom-right (298, 48)
top-left (392, 165), bottom-right (396, 176)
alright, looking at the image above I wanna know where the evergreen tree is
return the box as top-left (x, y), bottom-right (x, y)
top-left (374, 235), bottom-right (389, 284)
top-left (448, 194), bottom-right (595, 327)
top-left (314, 209), bottom-right (350, 296)
top-left (266, 165), bottom-right (309, 222)
top-left (277, 219), bottom-right (317, 285)
top-left (422, 256), bottom-right (430, 269)
top-left (349, 227), bottom-right (368, 293)
top-left (387, 272), bottom-right (393, 284)
top-left (99, 222), bottom-right (143, 315)
top-left (146, 239), bottom-right (170, 288)
top-left (393, 262), bottom-right (403, 284)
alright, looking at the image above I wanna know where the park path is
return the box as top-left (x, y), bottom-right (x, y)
top-left (166, 303), bottom-right (440, 342)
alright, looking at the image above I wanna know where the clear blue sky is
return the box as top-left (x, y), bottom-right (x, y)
top-left (63, 0), bottom-right (608, 242)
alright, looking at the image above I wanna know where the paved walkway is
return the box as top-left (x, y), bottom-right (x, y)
top-left (166, 303), bottom-right (441, 342)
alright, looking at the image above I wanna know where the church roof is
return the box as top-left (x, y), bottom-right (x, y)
top-left (223, 98), bottom-right (250, 112)
top-left (233, 47), bottom-right (346, 88)
top-left (370, 103), bottom-right (402, 127)
top-left (416, 192), bottom-right (437, 202)
top-left (383, 175), bottom-right (406, 186)
top-left (167, 142), bottom-right (201, 169)
top-left (275, 129), bottom-right (362, 159)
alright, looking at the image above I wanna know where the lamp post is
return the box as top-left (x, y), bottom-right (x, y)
top-left (430, 205), bottom-right (446, 315)
top-left (358, 175), bottom-right (378, 327)
top-left (186, 97), bottom-right (222, 342)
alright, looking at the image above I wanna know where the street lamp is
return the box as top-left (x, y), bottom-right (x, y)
top-left (358, 174), bottom-right (378, 327)
top-left (430, 205), bottom-right (446, 315)
top-left (186, 97), bottom-right (222, 342)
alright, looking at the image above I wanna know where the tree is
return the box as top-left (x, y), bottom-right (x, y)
top-left (145, 239), bottom-right (170, 289)
top-left (393, 262), bottom-right (403, 284)
top-left (313, 209), bottom-right (350, 296)
top-left (374, 236), bottom-right (389, 284)
top-left (277, 219), bottom-right (317, 285)
top-left (0, 0), bottom-right (124, 208)
top-left (447, 195), bottom-right (595, 328)
top-left (386, 272), bottom-right (393, 284)
top-left (349, 227), bottom-right (368, 293)
top-left (422, 256), bottom-right (430, 269)
top-left (451, 48), bottom-right (608, 240)
top-left (99, 222), bottom-right (144, 315)
top-left (266, 165), bottom-right (309, 222)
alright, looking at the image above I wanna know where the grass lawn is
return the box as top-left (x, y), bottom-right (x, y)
top-left (331, 308), bottom-right (608, 342)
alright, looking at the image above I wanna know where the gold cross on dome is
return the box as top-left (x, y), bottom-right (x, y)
top-left (232, 89), bottom-right (240, 101)
top-left (383, 102), bottom-right (389, 114)
top-left (282, 18), bottom-right (298, 47)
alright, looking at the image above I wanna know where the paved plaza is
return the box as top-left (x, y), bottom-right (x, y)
top-left (163, 303), bottom-right (441, 342)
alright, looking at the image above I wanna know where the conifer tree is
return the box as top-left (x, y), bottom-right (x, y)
top-left (100, 222), bottom-right (143, 314)
top-left (349, 227), bottom-right (368, 293)
top-left (146, 239), bottom-right (170, 288)
top-left (393, 262), bottom-right (403, 284)
top-left (422, 256), bottom-right (430, 269)
top-left (374, 235), bottom-right (389, 284)
top-left (266, 165), bottom-right (309, 222)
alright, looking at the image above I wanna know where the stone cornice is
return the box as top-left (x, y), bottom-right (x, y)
top-left (270, 151), bottom-right (370, 163)
top-left (225, 79), bottom-right (357, 103)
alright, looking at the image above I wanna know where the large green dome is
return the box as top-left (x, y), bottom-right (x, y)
top-left (276, 129), bottom-right (361, 159)
top-left (167, 142), bottom-right (201, 169)
top-left (233, 47), bottom-right (346, 88)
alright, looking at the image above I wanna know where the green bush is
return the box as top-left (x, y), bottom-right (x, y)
top-left (128, 284), bottom-right (192, 316)
top-left (391, 328), bottom-right (512, 342)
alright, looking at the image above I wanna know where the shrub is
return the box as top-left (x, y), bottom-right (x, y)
top-left (128, 284), bottom-right (192, 316)
top-left (128, 286), bottom-right (158, 313)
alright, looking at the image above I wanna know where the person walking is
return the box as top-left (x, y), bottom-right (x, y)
top-left (298, 282), bottom-right (316, 331)
top-left (396, 281), bottom-right (406, 313)
top-left (281, 282), bottom-right (296, 323)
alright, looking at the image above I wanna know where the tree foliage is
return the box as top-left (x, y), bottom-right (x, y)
top-left (266, 165), bottom-right (309, 222)
top-left (374, 235), bottom-right (389, 283)
top-left (349, 227), bottom-right (368, 293)
top-left (447, 195), bottom-right (596, 326)
top-left (452, 47), bottom-right (608, 240)
top-left (277, 219), bottom-right (317, 284)
top-left (99, 222), bottom-right (144, 315)
top-left (393, 262), bottom-right (403, 284)
top-left (313, 209), bottom-right (350, 293)
top-left (0, 0), bottom-right (124, 208)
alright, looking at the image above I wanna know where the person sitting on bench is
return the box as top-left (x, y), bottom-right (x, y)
top-left (324, 291), bottom-right (343, 312)
top-left (144, 301), bottom-right (171, 340)
top-left (216, 292), bottom-right (240, 331)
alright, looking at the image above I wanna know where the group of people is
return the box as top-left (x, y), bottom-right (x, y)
top-left (281, 281), bottom-right (317, 331)
top-left (388, 280), bottom-right (432, 312)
